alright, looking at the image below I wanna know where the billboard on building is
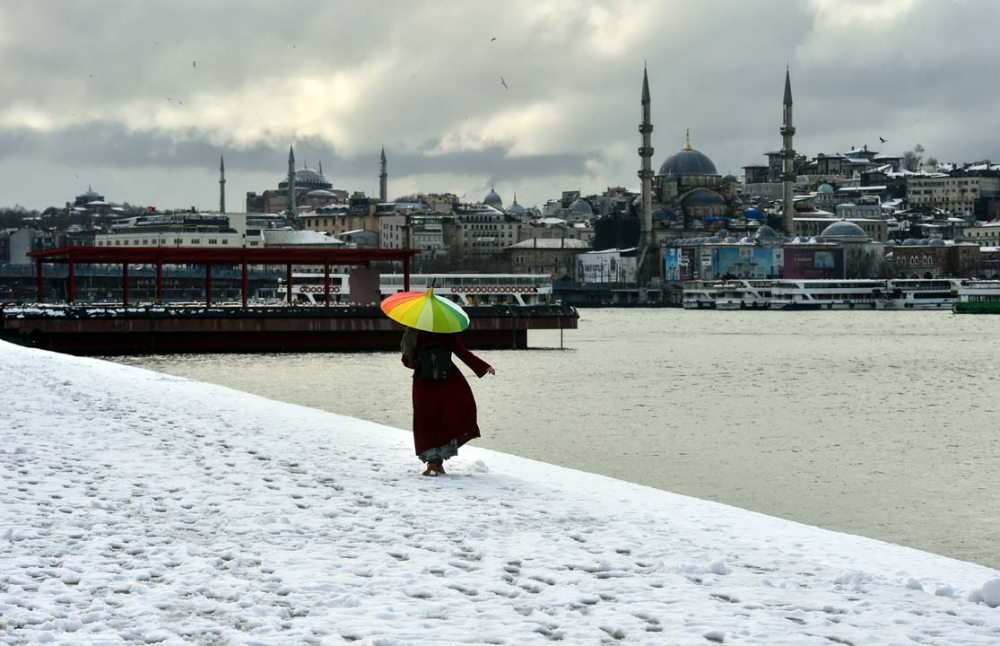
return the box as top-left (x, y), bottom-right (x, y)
top-left (782, 248), bottom-right (844, 279)
top-left (576, 249), bottom-right (637, 283)
top-left (710, 247), bottom-right (778, 279)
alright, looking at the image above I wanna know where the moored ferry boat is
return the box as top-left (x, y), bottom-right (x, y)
top-left (682, 281), bottom-right (724, 309)
top-left (883, 279), bottom-right (965, 310)
top-left (278, 273), bottom-right (554, 307)
top-left (953, 281), bottom-right (1000, 314)
top-left (770, 280), bottom-right (885, 310)
top-left (714, 280), bottom-right (777, 310)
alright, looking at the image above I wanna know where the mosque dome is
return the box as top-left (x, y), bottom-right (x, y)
top-left (281, 166), bottom-right (332, 190)
top-left (569, 199), bottom-right (593, 216)
top-left (657, 132), bottom-right (718, 177)
top-left (682, 189), bottom-right (725, 208)
top-left (818, 183), bottom-right (835, 194)
top-left (902, 238), bottom-right (919, 246)
top-left (918, 238), bottom-right (932, 246)
top-left (755, 224), bottom-right (779, 241)
top-left (820, 220), bottom-right (870, 242)
top-left (507, 200), bottom-right (526, 215)
top-left (723, 174), bottom-right (738, 184)
top-left (484, 188), bottom-right (503, 209)
top-left (929, 238), bottom-right (946, 246)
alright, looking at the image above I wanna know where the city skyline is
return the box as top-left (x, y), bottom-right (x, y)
top-left (2, 0), bottom-right (999, 211)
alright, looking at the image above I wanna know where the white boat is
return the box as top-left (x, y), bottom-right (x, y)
top-left (682, 281), bottom-right (724, 309)
top-left (276, 273), bottom-right (554, 306)
top-left (714, 280), bottom-right (777, 310)
top-left (883, 279), bottom-right (964, 310)
top-left (770, 280), bottom-right (886, 310)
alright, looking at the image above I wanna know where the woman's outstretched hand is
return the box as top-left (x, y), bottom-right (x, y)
top-left (486, 366), bottom-right (496, 376)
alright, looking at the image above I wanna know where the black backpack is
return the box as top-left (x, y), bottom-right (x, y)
top-left (414, 343), bottom-right (452, 381)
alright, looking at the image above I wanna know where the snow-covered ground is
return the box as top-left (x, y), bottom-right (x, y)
top-left (2, 341), bottom-right (998, 645)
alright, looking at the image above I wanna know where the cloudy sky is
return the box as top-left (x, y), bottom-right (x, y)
top-left (1, 0), bottom-right (997, 212)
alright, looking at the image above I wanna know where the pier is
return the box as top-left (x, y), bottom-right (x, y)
top-left (0, 246), bottom-right (578, 354)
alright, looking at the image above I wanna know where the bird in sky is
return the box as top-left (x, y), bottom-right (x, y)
top-left (192, 61), bottom-right (196, 67)
top-left (500, 77), bottom-right (508, 90)
top-left (879, 136), bottom-right (888, 143)
top-left (490, 37), bottom-right (496, 42)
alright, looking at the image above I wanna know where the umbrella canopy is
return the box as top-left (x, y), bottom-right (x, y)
top-left (380, 287), bottom-right (470, 333)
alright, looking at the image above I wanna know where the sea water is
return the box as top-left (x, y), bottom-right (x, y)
top-left (113, 309), bottom-right (1000, 568)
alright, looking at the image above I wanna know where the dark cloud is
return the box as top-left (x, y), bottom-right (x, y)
top-left (1, 0), bottom-right (999, 210)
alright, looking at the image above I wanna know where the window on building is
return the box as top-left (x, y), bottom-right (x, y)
top-left (191, 239), bottom-right (200, 244)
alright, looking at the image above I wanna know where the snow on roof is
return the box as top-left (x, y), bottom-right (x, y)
top-left (507, 238), bottom-right (590, 249)
top-left (262, 229), bottom-right (344, 246)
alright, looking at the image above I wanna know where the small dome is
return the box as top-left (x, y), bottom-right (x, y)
top-left (723, 174), bottom-right (737, 183)
top-left (570, 199), bottom-right (593, 215)
top-left (652, 208), bottom-right (676, 221)
top-left (818, 183), bottom-right (835, 194)
top-left (755, 225), bottom-right (779, 240)
top-left (820, 220), bottom-right (870, 241)
top-left (809, 236), bottom-right (824, 244)
top-left (724, 236), bottom-right (737, 243)
top-left (683, 189), bottom-right (725, 208)
top-left (716, 228), bottom-right (730, 238)
top-left (740, 236), bottom-right (754, 244)
top-left (484, 188), bottom-right (503, 208)
top-left (689, 219), bottom-right (706, 229)
top-left (507, 201), bottom-right (526, 215)
top-left (744, 207), bottom-right (764, 220)
top-left (918, 238), bottom-right (931, 246)
top-left (929, 238), bottom-right (946, 246)
top-left (902, 238), bottom-right (919, 246)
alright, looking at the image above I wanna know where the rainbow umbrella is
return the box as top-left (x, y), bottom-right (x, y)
top-left (380, 287), bottom-right (470, 333)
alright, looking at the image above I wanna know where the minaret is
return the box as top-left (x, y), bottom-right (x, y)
top-left (781, 68), bottom-right (796, 234)
top-left (379, 146), bottom-right (388, 202)
top-left (218, 155), bottom-right (226, 214)
top-left (637, 65), bottom-right (655, 280)
top-left (287, 145), bottom-right (297, 213)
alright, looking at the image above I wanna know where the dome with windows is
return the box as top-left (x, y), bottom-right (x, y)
top-left (682, 189), bottom-right (725, 208)
top-left (820, 220), bottom-right (870, 242)
top-left (818, 183), bottom-right (835, 194)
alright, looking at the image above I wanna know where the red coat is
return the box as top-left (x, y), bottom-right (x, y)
top-left (401, 332), bottom-right (491, 455)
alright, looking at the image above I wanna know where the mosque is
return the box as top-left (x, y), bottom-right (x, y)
top-left (245, 146), bottom-right (347, 214)
top-left (650, 129), bottom-right (742, 236)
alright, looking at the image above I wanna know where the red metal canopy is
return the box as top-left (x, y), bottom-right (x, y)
top-left (29, 246), bottom-right (418, 265)
top-left (30, 246), bottom-right (418, 306)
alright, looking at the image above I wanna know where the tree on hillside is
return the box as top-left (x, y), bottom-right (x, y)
top-left (902, 144), bottom-right (926, 172)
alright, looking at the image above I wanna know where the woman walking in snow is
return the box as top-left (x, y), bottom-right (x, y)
top-left (401, 327), bottom-right (494, 476)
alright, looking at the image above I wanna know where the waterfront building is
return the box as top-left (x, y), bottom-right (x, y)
top-left (905, 171), bottom-right (1000, 220)
top-left (507, 237), bottom-right (590, 277)
top-left (299, 193), bottom-right (379, 237)
top-left (964, 220), bottom-right (1000, 246)
top-left (453, 203), bottom-right (520, 267)
top-left (888, 240), bottom-right (981, 279)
